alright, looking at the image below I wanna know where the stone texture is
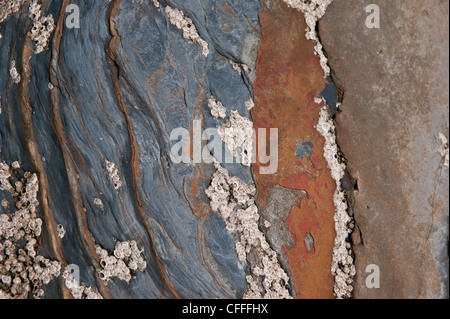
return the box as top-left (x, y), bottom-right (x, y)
top-left (252, 0), bottom-right (336, 298)
top-left (1, 0), bottom-right (261, 298)
top-left (1, 0), bottom-right (448, 300)
top-left (320, 0), bottom-right (449, 298)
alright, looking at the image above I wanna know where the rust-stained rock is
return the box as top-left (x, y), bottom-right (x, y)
top-left (320, 0), bottom-right (449, 299)
top-left (2, 0), bottom-right (447, 301)
top-left (252, 0), bottom-right (336, 299)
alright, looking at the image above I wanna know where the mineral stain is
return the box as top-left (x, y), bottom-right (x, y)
top-left (295, 141), bottom-right (314, 159)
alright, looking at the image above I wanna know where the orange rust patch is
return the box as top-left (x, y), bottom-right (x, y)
top-left (251, 0), bottom-right (335, 298)
top-left (189, 176), bottom-right (209, 220)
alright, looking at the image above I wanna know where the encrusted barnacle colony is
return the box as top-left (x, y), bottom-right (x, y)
top-left (163, 5), bottom-right (209, 57)
top-left (205, 162), bottom-right (292, 299)
top-left (1, 161), bottom-right (61, 299)
top-left (315, 101), bottom-right (355, 298)
top-left (105, 160), bottom-right (122, 190)
top-left (28, 0), bottom-right (54, 54)
top-left (0, 0), bottom-right (30, 24)
top-left (227, 58), bottom-right (250, 76)
top-left (218, 110), bottom-right (254, 167)
top-left (96, 240), bottom-right (147, 284)
top-left (62, 266), bottom-right (102, 299)
top-left (0, 0), bottom-right (54, 54)
top-left (208, 96), bottom-right (227, 120)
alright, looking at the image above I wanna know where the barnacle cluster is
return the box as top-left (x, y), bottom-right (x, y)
top-left (56, 224), bottom-right (65, 239)
top-left (93, 197), bottom-right (104, 210)
top-left (164, 5), bottom-right (209, 57)
top-left (28, 0), bottom-right (54, 54)
top-left (61, 266), bottom-right (102, 299)
top-left (0, 0), bottom-right (29, 24)
top-left (9, 60), bottom-right (21, 84)
top-left (105, 160), bottom-right (122, 191)
top-left (218, 110), bottom-right (254, 166)
top-left (1, 161), bottom-right (61, 299)
top-left (150, 0), bottom-right (160, 8)
top-left (206, 162), bottom-right (292, 299)
top-left (282, 0), bottom-right (334, 77)
top-left (438, 133), bottom-right (449, 168)
top-left (245, 99), bottom-right (254, 111)
top-left (228, 59), bottom-right (243, 75)
top-left (0, 162), bottom-right (14, 193)
top-left (315, 102), bottom-right (355, 299)
top-left (227, 59), bottom-right (249, 76)
top-left (208, 96), bottom-right (227, 120)
top-left (96, 240), bottom-right (147, 284)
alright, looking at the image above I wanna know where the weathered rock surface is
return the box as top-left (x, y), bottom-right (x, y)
top-left (1, 0), bottom-right (261, 298)
top-left (252, 0), bottom-right (336, 298)
top-left (320, 0), bottom-right (449, 298)
top-left (1, 0), bottom-right (448, 299)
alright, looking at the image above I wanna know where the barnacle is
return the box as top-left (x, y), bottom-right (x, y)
top-left (218, 110), bottom-right (254, 166)
top-left (93, 198), bottom-right (104, 210)
top-left (9, 60), bottom-right (21, 84)
top-left (245, 99), bottom-right (255, 111)
top-left (164, 5), bottom-right (209, 57)
top-left (205, 162), bottom-right (291, 299)
top-left (150, 0), bottom-right (160, 8)
top-left (438, 133), bottom-right (449, 168)
top-left (105, 160), bottom-right (122, 190)
top-left (1, 161), bottom-right (62, 299)
top-left (28, 0), bottom-right (55, 54)
top-left (0, 0), bottom-right (30, 25)
top-left (0, 0), bottom-right (54, 54)
top-left (96, 240), bottom-right (146, 284)
top-left (315, 101), bottom-right (355, 299)
top-left (282, 0), bottom-right (334, 77)
top-left (62, 266), bottom-right (103, 299)
top-left (56, 224), bottom-right (65, 239)
top-left (208, 96), bottom-right (227, 119)
top-left (283, 0), bottom-right (356, 298)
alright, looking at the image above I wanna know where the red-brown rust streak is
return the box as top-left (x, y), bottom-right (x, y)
top-left (251, 0), bottom-right (335, 298)
top-left (108, 0), bottom-right (180, 299)
top-left (49, 0), bottom-right (112, 299)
